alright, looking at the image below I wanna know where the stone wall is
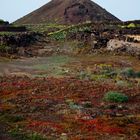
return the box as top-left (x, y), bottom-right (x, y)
top-left (0, 26), bottom-right (26, 32)
top-left (0, 32), bottom-right (42, 55)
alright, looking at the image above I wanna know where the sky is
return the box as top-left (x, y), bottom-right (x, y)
top-left (0, 0), bottom-right (140, 23)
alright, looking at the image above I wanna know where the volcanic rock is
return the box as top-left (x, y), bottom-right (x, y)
top-left (15, 0), bottom-right (120, 24)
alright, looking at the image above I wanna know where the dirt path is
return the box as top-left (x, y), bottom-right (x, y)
top-left (0, 54), bottom-right (140, 78)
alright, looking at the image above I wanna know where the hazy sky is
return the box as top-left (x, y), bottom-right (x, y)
top-left (0, 0), bottom-right (140, 23)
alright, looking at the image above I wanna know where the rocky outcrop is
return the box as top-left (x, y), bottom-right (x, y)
top-left (107, 39), bottom-right (140, 57)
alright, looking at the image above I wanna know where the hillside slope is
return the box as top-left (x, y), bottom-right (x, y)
top-left (15, 0), bottom-right (120, 24)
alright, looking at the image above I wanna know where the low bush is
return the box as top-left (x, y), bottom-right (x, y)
top-left (0, 45), bottom-right (11, 53)
top-left (48, 22), bottom-right (92, 40)
top-left (10, 128), bottom-right (46, 140)
top-left (135, 71), bottom-right (140, 78)
top-left (49, 30), bottom-right (67, 40)
top-left (121, 68), bottom-right (135, 78)
top-left (127, 23), bottom-right (136, 28)
top-left (121, 68), bottom-right (140, 78)
top-left (104, 91), bottom-right (128, 103)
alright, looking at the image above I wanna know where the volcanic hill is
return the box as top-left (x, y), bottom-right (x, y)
top-left (15, 0), bottom-right (120, 25)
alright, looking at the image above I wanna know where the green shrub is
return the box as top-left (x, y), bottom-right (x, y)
top-left (135, 71), bottom-right (140, 78)
top-left (121, 68), bottom-right (140, 78)
top-left (0, 45), bottom-right (11, 53)
top-left (78, 71), bottom-right (89, 80)
top-left (127, 23), bottom-right (136, 28)
top-left (28, 132), bottom-right (46, 140)
top-left (116, 80), bottom-right (129, 87)
top-left (10, 128), bottom-right (46, 140)
top-left (119, 23), bottom-right (137, 29)
top-left (49, 31), bottom-right (67, 40)
top-left (48, 22), bottom-right (92, 40)
top-left (6, 115), bottom-right (24, 123)
top-left (121, 68), bottom-right (135, 78)
top-left (104, 91), bottom-right (128, 103)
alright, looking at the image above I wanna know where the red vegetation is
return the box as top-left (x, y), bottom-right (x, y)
top-left (82, 118), bottom-right (125, 134)
top-left (0, 77), bottom-right (140, 139)
top-left (28, 120), bottom-right (64, 133)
